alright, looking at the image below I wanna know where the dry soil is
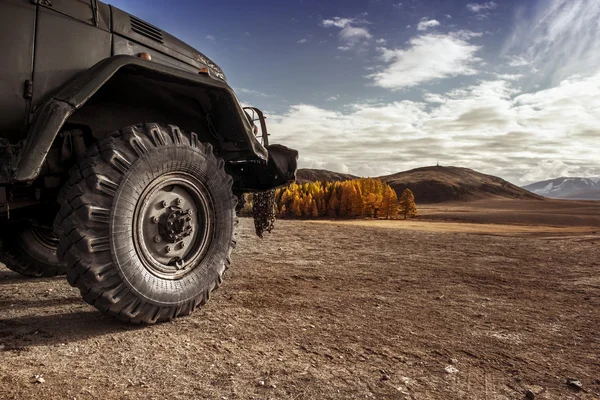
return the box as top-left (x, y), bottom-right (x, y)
top-left (0, 214), bottom-right (599, 399)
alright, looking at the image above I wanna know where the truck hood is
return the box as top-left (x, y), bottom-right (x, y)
top-left (110, 5), bottom-right (224, 79)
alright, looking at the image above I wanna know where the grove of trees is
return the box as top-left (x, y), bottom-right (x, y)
top-left (267, 178), bottom-right (416, 220)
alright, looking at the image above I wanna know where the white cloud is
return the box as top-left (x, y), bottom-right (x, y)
top-left (503, 0), bottom-right (600, 85)
top-left (376, 38), bottom-right (387, 44)
top-left (507, 56), bottom-right (529, 67)
top-left (269, 72), bottom-right (600, 183)
top-left (339, 26), bottom-right (372, 42)
top-left (297, 38), bottom-right (308, 44)
top-left (235, 88), bottom-right (273, 98)
top-left (321, 17), bottom-right (356, 29)
top-left (445, 14), bottom-right (453, 19)
top-left (466, 2), bottom-right (498, 13)
top-left (368, 32), bottom-right (482, 90)
top-left (494, 73), bottom-right (523, 81)
top-left (325, 95), bottom-right (339, 102)
top-left (321, 16), bottom-right (372, 50)
top-left (206, 35), bottom-right (216, 42)
top-left (417, 19), bottom-right (441, 31)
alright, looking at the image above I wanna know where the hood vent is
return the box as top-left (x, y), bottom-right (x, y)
top-left (130, 16), bottom-right (163, 43)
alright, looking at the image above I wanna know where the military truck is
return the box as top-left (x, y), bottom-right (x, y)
top-left (0, 0), bottom-right (298, 324)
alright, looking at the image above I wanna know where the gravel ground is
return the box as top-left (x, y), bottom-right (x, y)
top-left (1, 218), bottom-right (599, 399)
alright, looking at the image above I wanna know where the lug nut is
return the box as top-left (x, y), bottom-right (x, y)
top-left (188, 210), bottom-right (193, 216)
top-left (154, 235), bottom-right (161, 243)
top-left (180, 242), bottom-right (186, 249)
top-left (176, 198), bottom-right (182, 205)
top-left (166, 246), bottom-right (172, 253)
top-left (161, 200), bottom-right (168, 208)
top-left (170, 230), bottom-right (174, 234)
top-left (151, 216), bottom-right (159, 223)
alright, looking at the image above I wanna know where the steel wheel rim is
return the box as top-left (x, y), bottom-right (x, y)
top-left (133, 172), bottom-right (214, 280)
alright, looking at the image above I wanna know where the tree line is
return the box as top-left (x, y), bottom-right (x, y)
top-left (243, 178), bottom-right (417, 220)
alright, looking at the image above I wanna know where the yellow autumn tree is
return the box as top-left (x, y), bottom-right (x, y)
top-left (380, 186), bottom-right (398, 219)
top-left (274, 177), bottom-right (398, 220)
top-left (398, 188), bottom-right (417, 219)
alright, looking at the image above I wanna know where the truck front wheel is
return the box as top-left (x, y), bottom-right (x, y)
top-left (54, 123), bottom-right (237, 324)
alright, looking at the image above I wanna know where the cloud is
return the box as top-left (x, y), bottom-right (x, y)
top-left (494, 73), bottom-right (523, 81)
top-left (321, 17), bottom-right (357, 29)
top-left (417, 19), bottom-right (441, 31)
top-left (506, 56), bottom-right (529, 67)
top-left (445, 14), bottom-right (452, 19)
top-left (321, 16), bottom-right (372, 50)
top-left (268, 72), bottom-right (600, 183)
top-left (376, 38), bottom-right (387, 44)
top-left (466, 2), bottom-right (497, 13)
top-left (206, 35), bottom-right (216, 42)
top-left (234, 88), bottom-right (273, 98)
top-left (367, 32), bottom-right (482, 90)
top-left (466, 2), bottom-right (498, 19)
top-left (325, 95), bottom-right (339, 102)
top-left (503, 0), bottom-right (600, 85)
top-left (297, 38), bottom-right (308, 44)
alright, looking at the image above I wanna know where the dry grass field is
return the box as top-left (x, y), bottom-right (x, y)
top-left (1, 200), bottom-right (599, 399)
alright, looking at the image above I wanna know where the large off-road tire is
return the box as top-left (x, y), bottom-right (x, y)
top-left (0, 224), bottom-right (65, 277)
top-left (54, 123), bottom-right (237, 324)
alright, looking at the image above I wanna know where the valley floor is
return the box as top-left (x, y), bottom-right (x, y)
top-left (1, 217), bottom-right (599, 399)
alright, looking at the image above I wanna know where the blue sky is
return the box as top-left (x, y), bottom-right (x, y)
top-left (108, 0), bottom-right (599, 184)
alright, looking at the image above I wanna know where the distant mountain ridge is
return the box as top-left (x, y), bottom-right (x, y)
top-left (297, 166), bottom-right (542, 203)
top-left (296, 168), bottom-right (358, 183)
top-left (380, 166), bottom-right (542, 203)
top-left (522, 177), bottom-right (600, 200)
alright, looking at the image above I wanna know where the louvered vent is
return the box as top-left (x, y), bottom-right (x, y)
top-left (130, 16), bottom-right (163, 43)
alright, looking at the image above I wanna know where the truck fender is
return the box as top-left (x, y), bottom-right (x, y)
top-left (13, 55), bottom-right (267, 183)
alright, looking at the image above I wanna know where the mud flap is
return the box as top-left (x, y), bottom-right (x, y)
top-left (266, 144), bottom-right (298, 187)
top-left (230, 144), bottom-right (298, 192)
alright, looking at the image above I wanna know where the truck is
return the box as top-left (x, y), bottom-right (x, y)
top-left (0, 0), bottom-right (298, 324)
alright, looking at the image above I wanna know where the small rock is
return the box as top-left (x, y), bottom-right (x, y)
top-left (381, 373), bottom-right (391, 381)
top-left (257, 380), bottom-right (265, 387)
top-left (450, 358), bottom-right (458, 364)
top-left (31, 374), bottom-right (45, 384)
top-left (525, 389), bottom-right (535, 399)
top-left (566, 378), bottom-right (582, 390)
top-left (444, 365), bottom-right (459, 374)
top-left (270, 384), bottom-right (277, 389)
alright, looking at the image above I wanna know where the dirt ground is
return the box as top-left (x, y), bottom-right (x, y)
top-left (1, 211), bottom-right (599, 399)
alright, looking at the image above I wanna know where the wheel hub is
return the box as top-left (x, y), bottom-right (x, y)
top-left (159, 207), bottom-right (194, 243)
top-left (132, 173), bottom-right (214, 280)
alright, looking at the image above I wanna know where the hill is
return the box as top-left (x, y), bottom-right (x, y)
top-left (296, 166), bottom-right (543, 203)
top-left (379, 166), bottom-right (543, 203)
top-left (522, 177), bottom-right (600, 200)
top-left (296, 168), bottom-right (358, 183)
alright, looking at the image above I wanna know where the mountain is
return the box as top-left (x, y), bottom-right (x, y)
top-left (296, 168), bottom-right (358, 183)
top-left (379, 166), bottom-right (543, 203)
top-left (522, 177), bottom-right (600, 200)
top-left (297, 166), bottom-right (543, 203)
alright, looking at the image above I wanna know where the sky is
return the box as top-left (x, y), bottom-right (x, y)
top-left (108, 0), bottom-right (599, 184)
